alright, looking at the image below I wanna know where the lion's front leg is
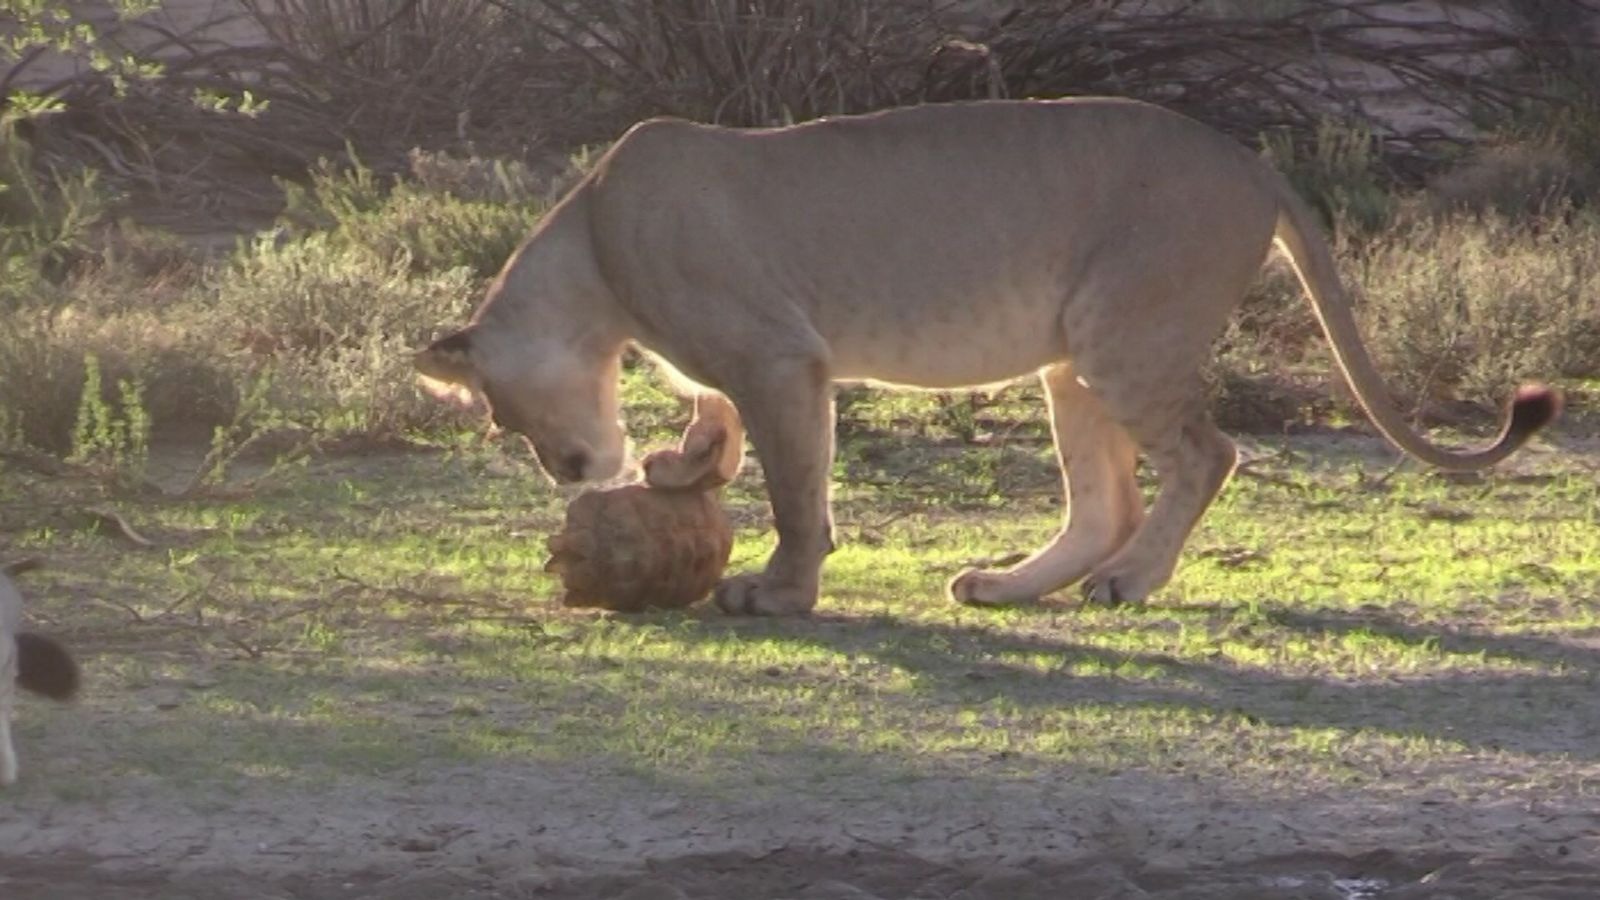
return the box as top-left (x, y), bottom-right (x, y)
top-left (714, 358), bottom-right (835, 616)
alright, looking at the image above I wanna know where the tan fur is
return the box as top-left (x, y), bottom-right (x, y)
top-left (0, 573), bottom-right (16, 785)
top-left (418, 98), bottom-right (1553, 614)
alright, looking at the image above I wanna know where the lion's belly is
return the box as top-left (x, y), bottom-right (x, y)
top-left (822, 296), bottom-right (1066, 389)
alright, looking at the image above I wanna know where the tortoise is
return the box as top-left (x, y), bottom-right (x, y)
top-left (544, 419), bottom-right (734, 612)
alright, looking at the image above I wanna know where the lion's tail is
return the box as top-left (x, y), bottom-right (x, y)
top-left (16, 632), bottom-right (80, 701)
top-left (3, 563), bottom-right (81, 702)
top-left (1269, 179), bottom-right (1560, 471)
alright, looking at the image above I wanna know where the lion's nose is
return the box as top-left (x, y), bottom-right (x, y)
top-left (558, 449), bottom-right (590, 483)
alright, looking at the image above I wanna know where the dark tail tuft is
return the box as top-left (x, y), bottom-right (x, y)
top-left (15, 632), bottom-right (80, 701)
top-left (1507, 383), bottom-right (1563, 445)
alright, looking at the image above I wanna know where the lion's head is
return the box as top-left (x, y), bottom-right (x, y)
top-left (416, 323), bottom-right (628, 484)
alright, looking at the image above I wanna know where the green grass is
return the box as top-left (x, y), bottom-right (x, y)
top-left (2, 411), bottom-right (1596, 811)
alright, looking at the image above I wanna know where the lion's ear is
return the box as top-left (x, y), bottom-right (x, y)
top-left (415, 328), bottom-right (481, 407)
top-left (415, 328), bottom-right (479, 386)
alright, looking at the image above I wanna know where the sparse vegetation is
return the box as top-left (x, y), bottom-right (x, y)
top-left (1357, 211), bottom-right (1600, 409)
top-left (0, 146), bottom-right (538, 460)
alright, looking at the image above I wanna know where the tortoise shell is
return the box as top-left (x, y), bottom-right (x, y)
top-left (545, 483), bottom-right (733, 612)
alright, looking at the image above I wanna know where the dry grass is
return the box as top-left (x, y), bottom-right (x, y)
top-left (1357, 210), bottom-right (1600, 409)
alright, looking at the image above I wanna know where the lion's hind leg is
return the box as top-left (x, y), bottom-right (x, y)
top-left (949, 364), bottom-right (1144, 607)
top-left (1082, 402), bottom-right (1237, 606)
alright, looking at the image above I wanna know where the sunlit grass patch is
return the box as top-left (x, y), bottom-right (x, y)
top-left (1, 427), bottom-right (1596, 810)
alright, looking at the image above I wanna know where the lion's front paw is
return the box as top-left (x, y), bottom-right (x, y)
top-left (713, 573), bottom-right (817, 616)
top-left (946, 568), bottom-right (1038, 608)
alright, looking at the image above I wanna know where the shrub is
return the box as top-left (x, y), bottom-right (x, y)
top-left (404, 148), bottom-right (543, 205)
top-left (1209, 201), bottom-right (1600, 429)
top-left (0, 137), bottom-right (542, 457)
top-left (197, 236), bottom-right (475, 440)
top-left (0, 295), bottom-right (236, 453)
top-left (1353, 210), bottom-right (1600, 409)
top-left (277, 153), bottom-right (391, 235)
top-left (257, 331), bottom-right (469, 441)
top-left (212, 234), bottom-right (478, 355)
top-left (1425, 140), bottom-right (1588, 219)
top-left (278, 151), bottom-right (543, 277)
top-left (0, 114), bottom-right (115, 308)
top-left (330, 186), bottom-right (539, 278)
top-left (68, 353), bottom-right (152, 480)
top-left (1206, 262), bottom-right (1330, 432)
top-left (1262, 120), bottom-right (1396, 234)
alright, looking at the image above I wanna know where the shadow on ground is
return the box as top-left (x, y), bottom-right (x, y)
top-left (676, 601), bottom-right (1600, 763)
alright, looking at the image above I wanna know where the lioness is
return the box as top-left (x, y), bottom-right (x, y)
top-left (417, 98), bottom-right (1557, 615)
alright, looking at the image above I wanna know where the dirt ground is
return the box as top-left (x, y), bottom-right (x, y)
top-left (4, 754), bottom-right (1599, 898)
top-left (8, 848), bottom-right (1600, 900)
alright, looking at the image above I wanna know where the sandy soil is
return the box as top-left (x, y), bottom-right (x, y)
top-left (3, 744), bottom-right (1599, 898)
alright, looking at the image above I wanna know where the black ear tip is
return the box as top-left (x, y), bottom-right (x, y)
top-left (416, 328), bottom-right (478, 381)
top-left (429, 329), bottom-right (474, 354)
top-left (1509, 383), bottom-right (1562, 439)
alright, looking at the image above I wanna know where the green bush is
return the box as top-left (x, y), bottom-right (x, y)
top-left (1425, 140), bottom-right (1588, 219)
top-left (404, 147), bottom-right (544, 205)
top-left (213, 234), bottom-right (478, 354)
top-left (1206, 263), bottom-right (1331, 431)
top-left (68, 353), bottom-right (152, 480)
top-left (0, 113), bottom-right (115, 308)
top-left (278, 150), bottom-right (544, 278)
top-left (0, 145), bottom-right (514, 455)
top-left (198, 234), bottom-right (482, 442)
top-left (330, 186), bottom-right (540, 278)
top-left (277, 153), bottom-right (390, 235)
top-left (1262, 120), bottom-right (1396, 234)
top-left (1209, 202), bottom-right (1600, 428)
top-left (1354, 210), bottom-right (1600, 408)
top-left (0, 296), bottom-right (235, 453)
top-left (251, 331), bottom-right (469, 441)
